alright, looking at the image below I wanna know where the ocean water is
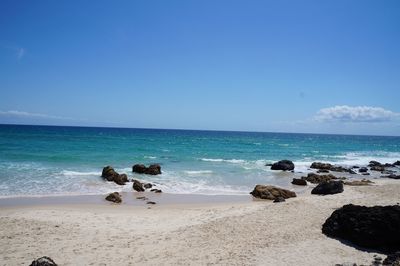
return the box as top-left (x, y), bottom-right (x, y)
top-left (0, 124), bottom-right (399, 197)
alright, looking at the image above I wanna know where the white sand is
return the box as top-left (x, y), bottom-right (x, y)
top-left (1, 178), bottom-right (399, 266)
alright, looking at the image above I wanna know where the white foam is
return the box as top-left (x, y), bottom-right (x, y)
top-left (199, 158), bottom-right (246, 164)
top-left (184, 170), bottom-right (214, 175)
top-left (62, 170), bottom-right (100, 176)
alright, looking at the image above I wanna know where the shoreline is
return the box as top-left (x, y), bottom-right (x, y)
top-left (1, 178), bottom-right (399, 265)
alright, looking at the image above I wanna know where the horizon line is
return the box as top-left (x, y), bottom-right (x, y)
top-left (0, 122), bottom-right (399, 138)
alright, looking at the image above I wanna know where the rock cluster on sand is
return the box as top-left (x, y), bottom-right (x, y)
top-left (101, 166), bottom-right (129, 185)
top-left (132, 164), bottom-right (162, 175)
top-left (105, 192), bottom-right (122, 203)
top-left (322, 204), bottom-right (400, 252)
top-left (311, 181), bottom-right (344, 195)
top-left (250, 185), bottom-right (296, 200)
top-left (310, 162), bottom-right (356, 174)
top-left (270, 160), bottom-right (294, 171)
top-left (29, 257), bottom-right (57, 266)
top-left (301, 173), bottom-right (342, 184)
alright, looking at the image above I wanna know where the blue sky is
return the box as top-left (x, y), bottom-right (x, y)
top-left (1, 0), bottom-right (399, 135)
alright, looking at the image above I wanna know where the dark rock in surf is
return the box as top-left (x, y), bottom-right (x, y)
top-left (29, 257), bottom-right (57, 266)
top-left (322, 204), bottom-right (400, 252)
top-left (310, 162), bottom-right (332, 170)
top-left (250, 185), bottom-right (296, 200)
top-left (371, 165), bottom-right (385, 172)
top-left (270, 160), bottom-right (294, 171)
top-left (132, 164), bottom-right (147, 174)
top-left (132, 164), bottom-right (162, 175)
top-left (102, 166), bottom-right (118, 181)
top-left (311, 181), bottom-right (344, 195)
top-left (143, 183), bottom-right (153, 189)
top-left (358, 167), bottom-right (368, 173)
top-left (101, 166), bottom-right (128, 185)
top-left (291, 178), bottom-right (307, 186)
top-left (132, 180), bottom-right (145, 192)
top-left (369, 160), bottom-right (382, 167)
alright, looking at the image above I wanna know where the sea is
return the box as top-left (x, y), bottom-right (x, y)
top-left (0, 124), bottom-right (399, 198)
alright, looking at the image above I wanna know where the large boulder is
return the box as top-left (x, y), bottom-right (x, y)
top-left (132, 164), bottom-right (162, 175)
top-left (394, 161), bottom-right (400, 166)
top-left (250, 185), bottom-right (296, 200)
top-left (102, 166), bottom-right (118, 181)
top-left (105, 192), bottom-right (122, 203)
top-left (310, 162), bottom-right (332, 170)
top-left (101, 166), bottom-right (128, 185)
top-left (322, 204), bottom-right (400, 252)
top-left (311, 181), bottom-right (344, 195)
top-left (270, 160), bottom-right (294, 171)
top-left (132, 180), bottom-right (145, 192)
top-left (301, 173), bottom-right (339, 184)
top-left (30, 257), bottom-right (57, 266)
top-left (291, 178), bottom-right (307, 186)
top-left (358, 167), bottom-right (368, 173)
top-left (146, 164), bottom-right (162, 175)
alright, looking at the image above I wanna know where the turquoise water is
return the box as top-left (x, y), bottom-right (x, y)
top-left (0, 124), bottom-right (399, 197)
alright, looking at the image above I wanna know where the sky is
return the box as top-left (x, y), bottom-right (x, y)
top-left (1, 0), bottom-right (400, 136)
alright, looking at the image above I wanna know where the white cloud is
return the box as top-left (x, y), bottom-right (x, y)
top-left (0, 110), bottom-right (72, 120)
top-left (17, 48), bottom-right (25, 60)
top-left (315, 105), bottom-right (399, 123)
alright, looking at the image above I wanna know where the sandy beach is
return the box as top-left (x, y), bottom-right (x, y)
top-left (0, 178), bottom-right (398, 266)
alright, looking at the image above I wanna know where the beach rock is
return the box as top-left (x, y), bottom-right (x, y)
top-left (317, 169), bottom-right (330, 173)
top-left (382, 174), bottom-right (400, 180)
top-left (132, 180), bottom-right (145, 192)
top-left (30, 257), bottom-right (57, 266)
top-left (369, 160), bottom-right (382, 167)
top-left (301, 173), bottom-right (340, 184)
top-left (146, 164), bottom-right (162, 175)
top-left (132, 164), bottom-right (162, 175)
top-left (146, 201), bottom-right (156, 205)
top-left (394, 161), bottom-right (400, 166)
top-left (150, 189), bottom-right (162, 193)
top-left (273, 197), bottom-right (286, 203)
top-left (250, 185), bottom-right (296, 200)
top-left (143, 183), bottom-right (153, 189)
top-left (270, 160), bottom-right (294, 171)
top-left (358, 167), bottom-right (368, 173)
top-left (311, 181), bottom-right (344, 195)
top-left (322, 204), bottom-right (400, 252)
top-left (105, 192), bottom-right (122, 203)
top-left (102, 166), bottom-right (119, 182)
top-left (362, 173), bottom-right (370, 176)
top-left (291, 178), bottom-right (307, 186)
top-left (132, 164), bottom-right (147, 174)
top-left (310, 162), bottom-right (332, 170)
top-left (383, 252), bottom-right (400, 265)
top-left (113, 173), bottom-right (128, 185)
top-left (371, 165), bottom-right (385, 172)
top-left (344, 179), bottom-right (373, 186)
